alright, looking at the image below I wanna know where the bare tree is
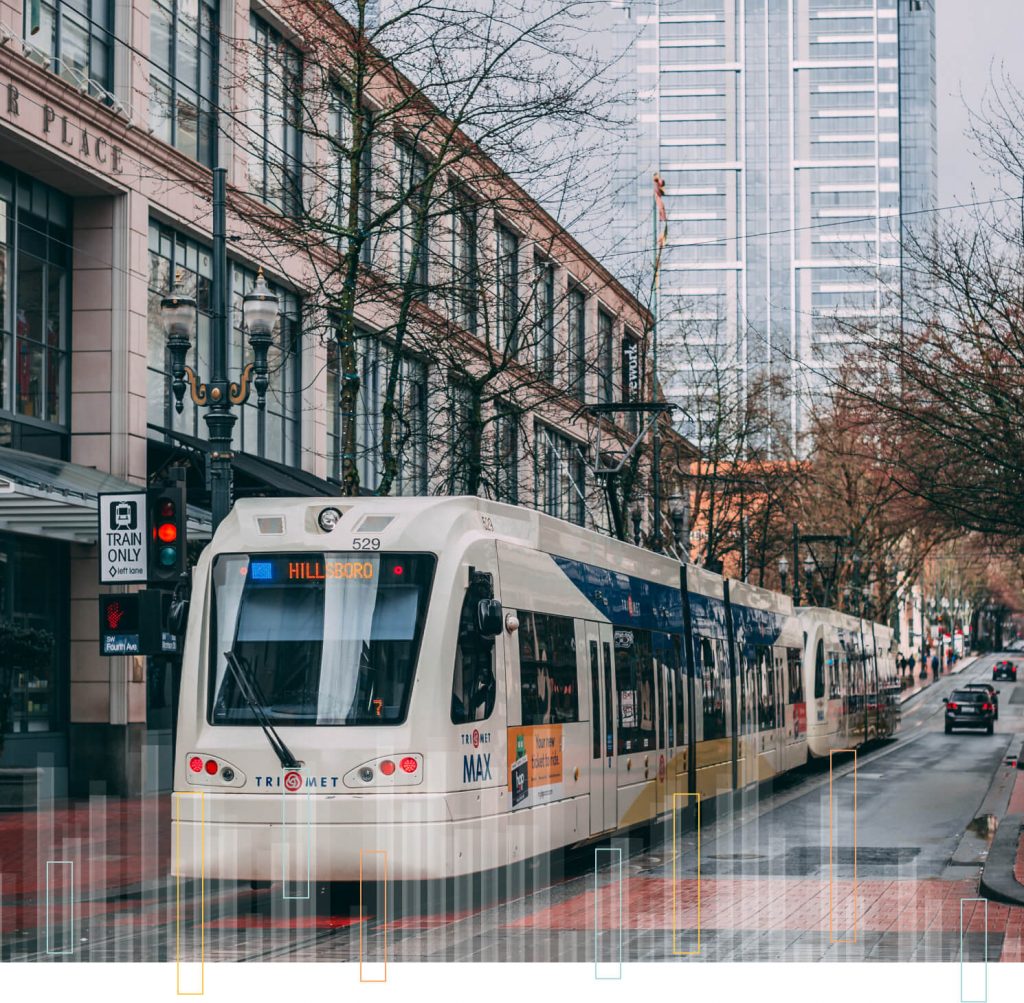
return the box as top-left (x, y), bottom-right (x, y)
top-left (215, 0), bottom-right (628, 496)
top-left (814, 70), bottom-right (1024, 543)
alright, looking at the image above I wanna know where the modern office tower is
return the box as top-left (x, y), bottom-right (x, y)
top-left (615, 0), bottom-right (937, 451)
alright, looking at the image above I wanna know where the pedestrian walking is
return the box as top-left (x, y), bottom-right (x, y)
top-left (931, 653), bottom-right (940, 680)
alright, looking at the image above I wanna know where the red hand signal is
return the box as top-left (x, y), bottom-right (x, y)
top-left (105, 601), bottom-right (125, 629)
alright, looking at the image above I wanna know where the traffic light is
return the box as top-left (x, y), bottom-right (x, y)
top-left (147, 483), bottom-right (187, 584)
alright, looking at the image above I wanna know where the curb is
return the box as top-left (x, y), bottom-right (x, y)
top-left (980, 813), bottom-right (1024, 906)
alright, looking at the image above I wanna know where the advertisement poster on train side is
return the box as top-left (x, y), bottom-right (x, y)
top-left (506, 725), bottom-right (563, 806)
top-left (793, 702), bottom-right (807, 737)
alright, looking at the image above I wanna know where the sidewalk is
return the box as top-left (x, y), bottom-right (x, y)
top-left (898, 653), bottom-right (978, 705)
top-left (980, 769), bottom-right (1024, 907)
top-left (0, 794), bottom-right (170, 917)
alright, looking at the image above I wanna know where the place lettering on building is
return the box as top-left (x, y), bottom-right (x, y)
top-left (3, 81), bottom-right (123, 175)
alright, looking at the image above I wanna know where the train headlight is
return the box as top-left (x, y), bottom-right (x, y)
top-left (317, 507), bottom-right (342, 532)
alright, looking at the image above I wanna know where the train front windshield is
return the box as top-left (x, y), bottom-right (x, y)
top-left (208, 553), bottom-right (435, 726)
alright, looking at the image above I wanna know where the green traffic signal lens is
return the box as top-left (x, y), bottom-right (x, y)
top-left (159, 545), bottom-right (177, 567)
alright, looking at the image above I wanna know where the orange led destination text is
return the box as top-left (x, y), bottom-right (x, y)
top-left (288, 561), bottom-right (375, 581)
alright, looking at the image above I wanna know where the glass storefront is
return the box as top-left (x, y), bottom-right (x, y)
top-left (0, 532), bottom-right (68, 747)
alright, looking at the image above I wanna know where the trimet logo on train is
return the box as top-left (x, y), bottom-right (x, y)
top-left (254, 773), bottom-right (340, 790)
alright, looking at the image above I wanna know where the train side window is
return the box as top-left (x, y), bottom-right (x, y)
top-left (653, 632), bottom-right (677, 746)
top-left (814, 639), bottom-right (825, 700)
top-left (614, 628), bottom-right (655, 753)
top-left (759, 648), bottom-right (775, 731)
top-left (517, 611), bottom-right (579, 725)
top-left (589, 640), bottom-right (600, 758)
top-left (787, 648), bottom-right (803, 703)
top-left (674, 637), bottom-right (686, 747)
top-left (699, 635), bottom-right (727, 742)
top-left (450, 583), bottom-right (496, 725)
top-left (601, 641), bottom-right (614, 756)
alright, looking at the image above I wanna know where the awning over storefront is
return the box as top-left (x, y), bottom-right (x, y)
top-left (0, 446), bottom-right (212, 544)
top-left (148, 425), bottom-right (342, 499)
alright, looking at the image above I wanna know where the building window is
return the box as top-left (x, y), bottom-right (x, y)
top-left (567, 285), bottom-right (586, 399)
top-left (533, 256), bottom-right (554, 378)
top-left (329, 88), bottom-right (373, 264)
top-left (326, 337), bottom-right (340, 479)
top-left (397, 141), bottom-right (429, 295)
top-left (535, 423), bottom-right (585, 526)
top-left (451, 189), bottom-right (478, 333)
top-left (597, 308), bottom-right (614, 405)
top-left (495, 225), bottom-right (519, 353)
top-left (146, 223), bottom-right (212, 441)
top-left (147, 221), bottom-right (300, 464)
top-left (447, 381), bottom-right (474, 495)
top-left (231, 265), bottom-right (300, 465)
top-left (247, 15), bottom-right (302, 215)
top-left (493, 403), bottom-right (519, 504)
top-left (150, 0), bottom-right (217, 164)
top-left (24, 0), bottom-right (113, 99)
top-left (0, 172), bottom-right (71, 432)
top-left (354, 335), bottom-right (427, 495)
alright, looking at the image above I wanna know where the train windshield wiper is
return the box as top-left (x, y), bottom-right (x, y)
top-left (224, 650), bottom-right (302, 770)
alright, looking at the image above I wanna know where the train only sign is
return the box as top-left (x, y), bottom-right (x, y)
top-left (98, 492), bottom-right (148, 584)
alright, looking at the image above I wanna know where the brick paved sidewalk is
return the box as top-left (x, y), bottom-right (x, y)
top-left (0, 794), bottom-right (169, 906)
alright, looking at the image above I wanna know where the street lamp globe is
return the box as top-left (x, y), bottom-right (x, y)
top-left (160, 283), bottom-right (198, 344)
top-left (242, 267), bottom-right (279, 410)
top-left (242, 267), bottom-right (279, 338)
top-left (160, 279), bottom-right (198, 414)
top-left (803, 555), bottom-right (815, 577)
top-left (778, 556), bottom-right (789, 577)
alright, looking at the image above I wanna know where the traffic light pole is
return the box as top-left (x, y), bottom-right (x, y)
top-left (205, 167), bottom-right (237, 532)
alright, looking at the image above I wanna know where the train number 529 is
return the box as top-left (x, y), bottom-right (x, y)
top-left (351, 537), bottom-right (381, 551)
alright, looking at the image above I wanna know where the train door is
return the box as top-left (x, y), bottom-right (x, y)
top-left (586, 621), bottom-right (617, 836)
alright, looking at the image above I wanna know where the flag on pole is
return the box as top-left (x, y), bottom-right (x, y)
top-left (653, 172), bottom-right (668, 278)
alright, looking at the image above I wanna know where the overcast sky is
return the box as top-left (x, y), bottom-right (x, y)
top-left (936, 0), bottom-right (1021, 206)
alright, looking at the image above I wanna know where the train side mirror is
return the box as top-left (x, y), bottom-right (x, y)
top-left (476, 598), bottom-right (504, 637)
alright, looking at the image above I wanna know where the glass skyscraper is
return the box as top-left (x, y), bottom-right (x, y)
top-left (613, 0), bottom-right (937, 451)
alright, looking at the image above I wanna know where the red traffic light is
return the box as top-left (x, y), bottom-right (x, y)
top-left (157, 523), bottom-right (178, 543)
top-left (159, 499), bottom-right (176, 519)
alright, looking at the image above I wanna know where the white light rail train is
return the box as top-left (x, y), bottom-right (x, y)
top-left (172, 497), bottom-right (900, 883)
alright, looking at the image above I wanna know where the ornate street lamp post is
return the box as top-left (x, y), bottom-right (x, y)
top-left (778, 555), bottom-right (789, 598)
top-left (160, 168), bottom-right (279, 530)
